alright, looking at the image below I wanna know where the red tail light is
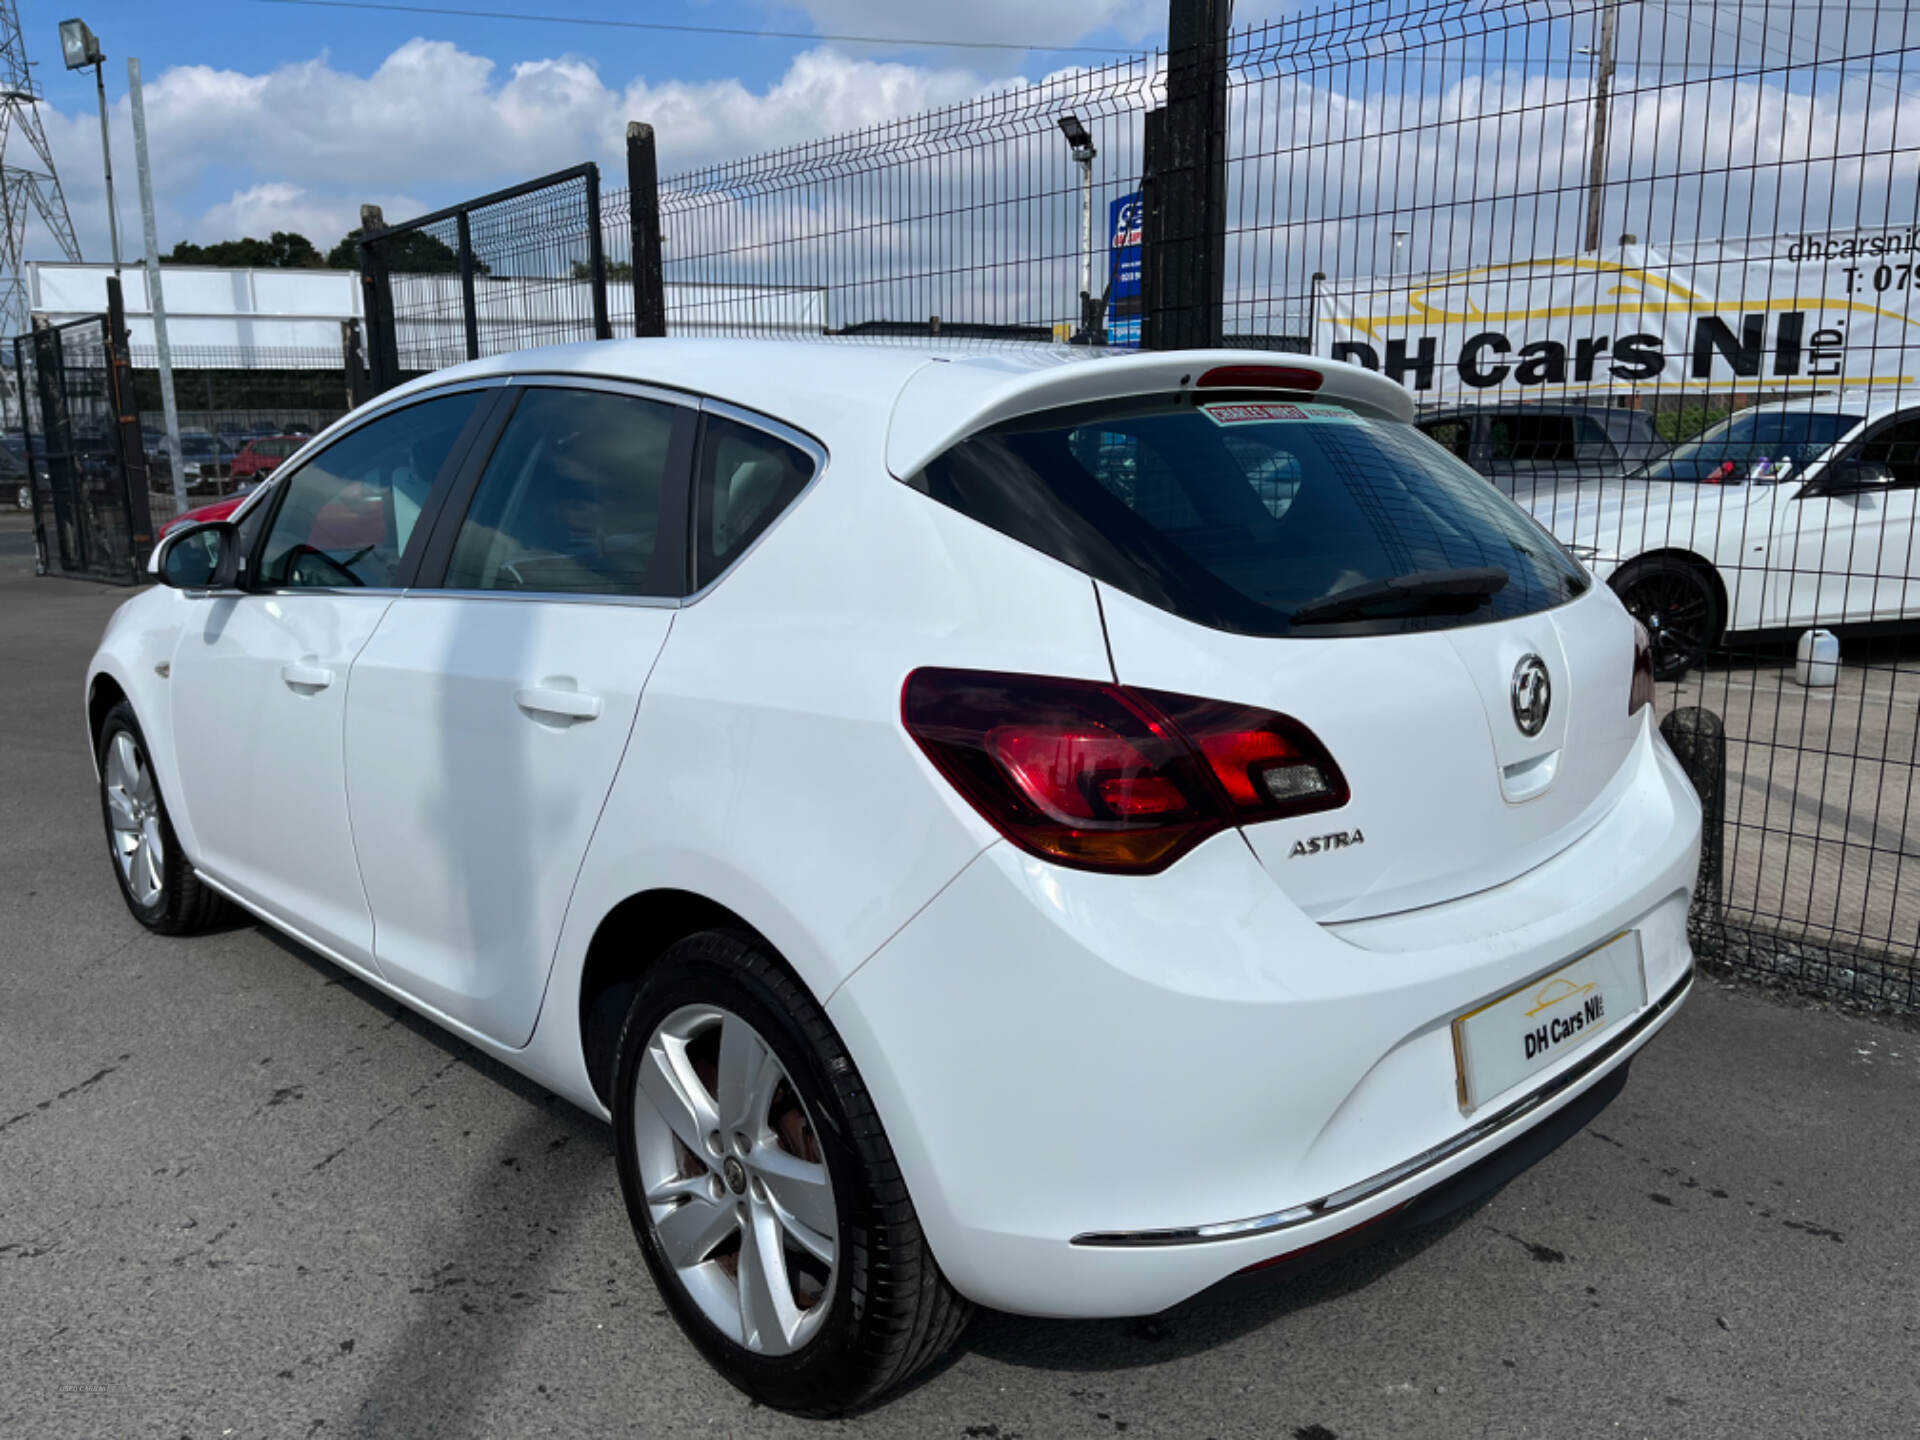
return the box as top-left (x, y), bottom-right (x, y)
top-left (1629, 620), bottom-right (1656, 714)
top-left (902, 669), bottom-right (1348, 874)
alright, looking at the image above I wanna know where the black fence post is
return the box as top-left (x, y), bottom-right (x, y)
top-left (628, 122), bottom-right (668, 338)
top-left (1660, 707), bottom-right (1727, 952)
top-left (584, 161), bottom-right (613, 341)
top-left (456, 211), bottom-right (481, 362)
top-left (342, 320), bottom-right (372, 409)
top-left (104, 276), bottom-right (154, 574)
top-left (357, 204), bottom-right (400, 395)
top-left (1142, 0), bottom-right (1230, 350)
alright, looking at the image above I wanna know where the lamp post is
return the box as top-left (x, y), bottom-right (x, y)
top-left (1057, 113), bottom-right (1100, 343)
top-left (59, 18), bottom-right (122, 276)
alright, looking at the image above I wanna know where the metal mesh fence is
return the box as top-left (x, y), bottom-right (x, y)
top-left (603, 57), bottom-right (1164, 341)
top-left (360, 164), bottom-right (608, 385)
top-left (128, 343), bottom-right (355, 529)
top-left (355, 0), bottom-right (1918, 1007)
top-left (12, 317), bottom-right (145, 583)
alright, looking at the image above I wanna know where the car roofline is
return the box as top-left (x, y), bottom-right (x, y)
top-left (882, 349), bottom-right (1414, 478)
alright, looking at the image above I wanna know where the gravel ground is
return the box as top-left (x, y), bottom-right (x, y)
top-left (4, 553), bottom-right (1918, 1440)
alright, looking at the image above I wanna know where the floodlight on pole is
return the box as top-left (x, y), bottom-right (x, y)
top-left (58, 16), bottom-right (101, 67)
top-left (60, 16), bottom-right (121, 275)
top-left (1057, 114), bottom-right (1100, 343)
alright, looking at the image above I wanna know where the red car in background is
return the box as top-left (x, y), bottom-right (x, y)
top-left (228, 434), bottom-right (306, 483)
top-left (158, 493), bottom-right (248, 538)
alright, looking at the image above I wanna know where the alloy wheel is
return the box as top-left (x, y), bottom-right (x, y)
top-left (104, 730), bottom-right (166, 907)
top-left (1619, 568), bottom-right (1713, 677)
top-left (631, 1003), bottom-right (837, 1356)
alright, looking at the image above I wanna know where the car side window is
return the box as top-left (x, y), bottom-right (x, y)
top-left (694, 414), bottom-right (818, 588)
top-left (1492, 414), bottom-right (1578, 463)
top-left (256, 392), bottom-right (481, 589)
top-left (1849, 416), bottom-right (1920, 489)
top-left (444, 386), bottom-right (684, 596)
top-left (1572, 417), bottom-right (1618, 466)
top-left (1418, 419), bottom-right (1472, 460)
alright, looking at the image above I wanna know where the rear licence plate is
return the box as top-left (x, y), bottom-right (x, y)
top-left (1452, 933), bottom-right (1647, 1112)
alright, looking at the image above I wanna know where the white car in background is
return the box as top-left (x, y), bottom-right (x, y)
top-left (1511, 394), bottom-right (1920, 677)
top-left (86, 340), bottom-right (1700, 1412)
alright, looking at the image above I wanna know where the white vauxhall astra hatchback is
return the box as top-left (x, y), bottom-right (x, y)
top-left (88, 339), bottom-right (1701, 1412)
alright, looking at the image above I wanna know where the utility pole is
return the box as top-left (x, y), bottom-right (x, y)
top-left (127, 58), bottom-right (184, 515)
top-left (1582, 0), bottom-right (1618, 254)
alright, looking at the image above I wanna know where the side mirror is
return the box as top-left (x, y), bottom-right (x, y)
top-left (156, 520), bottom-right (241, 590)
top-left (1813, 459), bottom-right (1896, 496)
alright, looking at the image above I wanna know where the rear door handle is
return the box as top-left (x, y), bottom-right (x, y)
top-left (282, 661), bottom-right (334, 691)
top-left (515, 686), bottom-right (602, 722)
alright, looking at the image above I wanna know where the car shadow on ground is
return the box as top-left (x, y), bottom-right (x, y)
top-left (248, 921), bottom-right (1497, 1417)
top-left (248, 926), bottom-right (630, 1438)
top-left (951, 1204), bottom-right (1484, 1382)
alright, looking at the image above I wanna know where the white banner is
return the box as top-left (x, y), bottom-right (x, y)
top-left (1314, 229), bottom-right (1920, 402)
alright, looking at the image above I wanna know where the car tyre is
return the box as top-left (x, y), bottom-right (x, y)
top-left (612, 929), bottom-right (970, 1416)
top-left (97, 701), bottom-right (231, 934)
top-left (1610, 557), bottom-right (1723, 680)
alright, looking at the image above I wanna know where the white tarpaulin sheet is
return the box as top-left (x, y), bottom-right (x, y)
top-left (1314, 229), bottom-right (1920, 402)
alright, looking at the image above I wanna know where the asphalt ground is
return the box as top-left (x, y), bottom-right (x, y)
top-left (4, 548), bottom-right (1919, 1440)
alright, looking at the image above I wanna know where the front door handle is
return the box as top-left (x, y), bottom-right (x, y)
top-left (515, 685), bottom-right (602, 722)
top-left (282, 661), bottom-right (334, 691)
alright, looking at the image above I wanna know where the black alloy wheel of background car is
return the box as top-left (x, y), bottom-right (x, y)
top-left (1609, 558), bottom-right (1724, 680)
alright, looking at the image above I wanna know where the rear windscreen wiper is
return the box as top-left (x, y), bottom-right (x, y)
top-left (1290, 566), bottom-right (1509, 625)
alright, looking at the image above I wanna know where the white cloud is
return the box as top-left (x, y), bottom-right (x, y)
top-left (190, 184), bottom-right (429, 253)
top-left (24, 39), bottom-right (1020, 261)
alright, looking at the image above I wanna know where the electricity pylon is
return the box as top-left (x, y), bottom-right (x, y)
top-left (0, 0), bottom-right (82, 343)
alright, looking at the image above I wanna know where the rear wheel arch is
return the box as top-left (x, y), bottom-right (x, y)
top-left (578, 889), bottom-right (776, 1107)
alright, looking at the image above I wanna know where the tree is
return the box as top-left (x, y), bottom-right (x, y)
top-left (161, 231), bottom-right (327, 268)
top-left (326, 226), bottom-right (471, 274)
top-left (571, 259), bottom-right (635, 281)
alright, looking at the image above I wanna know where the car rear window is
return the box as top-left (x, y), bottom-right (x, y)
top-left (906, 395), bottom-right (1588, 637)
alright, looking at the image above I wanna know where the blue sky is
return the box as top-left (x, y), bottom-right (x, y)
top-left (14, 0), bottom-right (1174, 260)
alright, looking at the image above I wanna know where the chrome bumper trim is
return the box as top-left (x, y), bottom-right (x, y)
top-left (1071, 964), bottom-right (1693, 1248)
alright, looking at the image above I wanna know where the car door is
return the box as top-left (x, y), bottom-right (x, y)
top-left (341, 381), bottom-right (695, 1045)
top-left (1772, 415), bottom-right (1920, 626)
top-left (167, 387), bottom-right (494, 963)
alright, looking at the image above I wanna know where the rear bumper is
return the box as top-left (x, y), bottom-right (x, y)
top-left (827, 718), bottom-right (1701, 1317)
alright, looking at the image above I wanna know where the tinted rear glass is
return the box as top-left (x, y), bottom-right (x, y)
top-left (907, 396), bottom-right (1587, 637)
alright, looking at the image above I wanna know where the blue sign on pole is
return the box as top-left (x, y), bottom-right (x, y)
top-left (1107, 191), bottom-right (1143, 348)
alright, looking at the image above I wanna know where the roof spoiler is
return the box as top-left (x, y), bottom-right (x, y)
top-left (884, 349), bottom-right (1415, 479)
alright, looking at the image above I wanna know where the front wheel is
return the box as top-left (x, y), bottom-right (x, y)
top-left (97, 701), bottom-right (230, 934)
top-left (612, 931), bottom-right (969, 1415)
top-left (1610, 558), bottom-right (1724, 680)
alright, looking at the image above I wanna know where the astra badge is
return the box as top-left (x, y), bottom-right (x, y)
top-left (1511, 654), bottom-right (1551, 737)
top-left (1289, 828), bottom-right (1364, 858)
